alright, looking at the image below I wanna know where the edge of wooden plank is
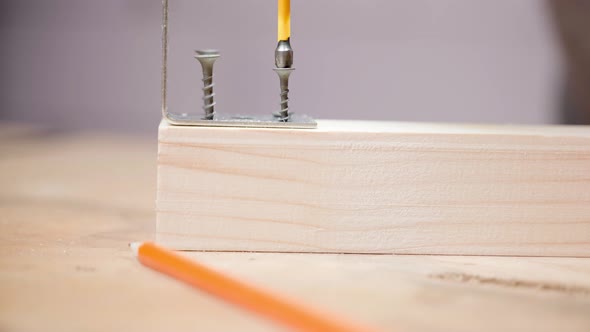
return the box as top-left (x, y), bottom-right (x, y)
top-left (156, 119), bottom-right (590, 256)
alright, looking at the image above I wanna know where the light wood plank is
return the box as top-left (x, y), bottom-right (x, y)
top-left (157, 120), bottom-right (590, 256)
top-left (2, 126), bottom-right (590, 332)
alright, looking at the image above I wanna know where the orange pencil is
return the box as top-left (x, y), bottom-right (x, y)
top-left (131, 242), bottom-right (379, 332)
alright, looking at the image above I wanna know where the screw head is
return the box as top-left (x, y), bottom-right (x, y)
top-left (273, 67), bottom-right (295, 80)
top-left (194, 49), bottom-right (220, 71)
top-left (195, 49), bottom-right (220, 56)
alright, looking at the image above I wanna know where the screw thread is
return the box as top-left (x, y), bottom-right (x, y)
top-left (202, 74), bottom-right (216, 120)
top-left (273, 67), bottom-right (294, 122)
top-left (277, 87), bottom-right (289, 121)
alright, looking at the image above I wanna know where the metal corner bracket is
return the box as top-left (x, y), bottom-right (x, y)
top-left (160, 0), bottom-right (317, 129)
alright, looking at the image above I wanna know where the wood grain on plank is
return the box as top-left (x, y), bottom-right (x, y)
top-left (3, 127), bottom-right (590, 332)
top-left (156, 120), bottom-right (590, 256)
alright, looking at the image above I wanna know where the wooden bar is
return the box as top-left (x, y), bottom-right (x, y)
top-left (156, 120), bottom-right (590, 256)
top-left (4, 126), bottom-right (590, 332)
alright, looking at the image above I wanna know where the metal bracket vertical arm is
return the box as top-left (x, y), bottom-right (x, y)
top-left (161, 0), bottom-right (172, 123)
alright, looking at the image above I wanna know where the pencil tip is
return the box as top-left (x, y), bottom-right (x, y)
top-left (129, 242), bottom-right (141, 256)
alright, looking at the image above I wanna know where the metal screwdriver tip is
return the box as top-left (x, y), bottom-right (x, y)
top-left (275, 39), bottom-right (293, 68)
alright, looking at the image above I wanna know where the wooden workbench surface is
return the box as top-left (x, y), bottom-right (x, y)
top-left (1, 124), bottom-right (590, 332)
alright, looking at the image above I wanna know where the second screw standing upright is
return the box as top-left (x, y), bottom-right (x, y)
top-left (195, 49), bottom-right (220, 120)
top-left (274, 0), bottom-right (294, 121)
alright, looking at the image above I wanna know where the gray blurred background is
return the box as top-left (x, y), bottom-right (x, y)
top-left (1, 0), bottom-right (588, 135)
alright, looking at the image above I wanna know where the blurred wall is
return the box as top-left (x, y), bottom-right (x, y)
top-left (0, 0), bottom-right (562, 134)
top-left (550, 1), bottom-right (590, 124)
